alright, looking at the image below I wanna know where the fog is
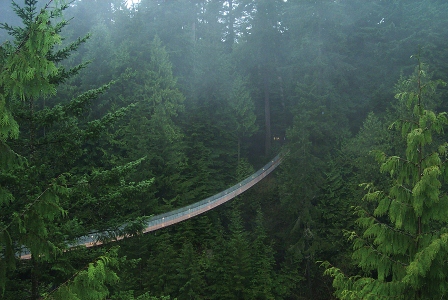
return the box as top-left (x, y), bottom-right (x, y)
top-left (1, 1), bottom-right (448, 299)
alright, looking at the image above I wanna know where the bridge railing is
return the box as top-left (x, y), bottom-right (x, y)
top-left (140, 153), bottom-right (283, 230)
top-left (19, 152), bottom-right (285, 258)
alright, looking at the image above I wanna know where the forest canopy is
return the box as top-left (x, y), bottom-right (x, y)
top-left (1, 0), bottom-right (447, 299)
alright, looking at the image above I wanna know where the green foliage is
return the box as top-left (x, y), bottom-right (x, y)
top-left (236, 157), bottom-right (255, 182)
top-left (324, 59), bottom-right (448, 299)
top-left (0, 1), bottom-right (71, 295)
top-left (115, 35), bottom-right (187, 211)
top-left (2, 0), bottom-right (448, 299)
top-left (248, 208), bottom-right (275, 300)
top-left (44, 249), bottom-right (120, 300)
top-left (206, 207), bottom-right (251, 300)
top-left (227, 74), bottom-right (258, 160)
top-left (0, 1), bottom-right (154, 298)
top-left (0, 94), bottom-right (19, 140)
top-left (141, 233), bottom-right (178, 297)
top-left (174, 241), bottom-right (206, 300)
top-left (112, 291), bottom-right (173, 300)
top-left (69, 159), bottom-right (154, 233)
top-left (0, 3), bottom-right (60, 101)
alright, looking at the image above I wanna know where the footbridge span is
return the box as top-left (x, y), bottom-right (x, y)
top-left (20, 153), bottom-right (285, 259)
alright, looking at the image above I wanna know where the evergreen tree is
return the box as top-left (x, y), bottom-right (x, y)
top-left (227, 74), bottom-right (258, 163)
top-left (44, 248), bottom-right (120, 300)
top-left (249, 208), bottom-right (275, 300)
top-left (342, 112), bottom-right (392, 196)
top-left (324, 59), bottom-right (448, 299)
top-left (206, 207), bottom-right (252, 300)
top-left (142, 232), bottom-right (178, 298)
top-left (0, 1), bottom-right (68, 295)
top-left (118, 35), bottom-right (186, 211)
top-left (174, 241), bottom-right (206, 300)
top-left (242, 0), bottom-right (287, 155)
top-left (1, 1), bottom-right (151, 298)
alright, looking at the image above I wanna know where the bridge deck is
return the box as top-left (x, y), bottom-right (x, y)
top-left (19, 153), bottom-right (284, 259)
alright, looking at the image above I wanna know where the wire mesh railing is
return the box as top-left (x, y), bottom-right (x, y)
top-left (139, 152), bottom-right (283, 232)
top-left (19, 152), bottom-right (285, 259)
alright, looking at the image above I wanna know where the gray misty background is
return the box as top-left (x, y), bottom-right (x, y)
top-left (1, 0), bottom-right (448, 299)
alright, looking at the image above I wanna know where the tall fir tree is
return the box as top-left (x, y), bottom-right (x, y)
top-left (1, 1), bottom-right (152, 298)
top-left (227, 74), bottom-right (258, 163)
top-left (324, 58), bottom-right (448, 299)
top-left (0, 1), bottom-right (68, 296)
top-left (249, 207), bottom-right (275, 300)
top-left (207, 206), bottom-right (252, 300)
top-left (118, 35), bottom-right (187, 211)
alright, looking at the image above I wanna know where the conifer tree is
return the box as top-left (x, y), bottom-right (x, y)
top-left (119, 35), bottom-right (186, 210)
top-left (227, 74), bottom-right (258, 163)
top-left (215, 205), bottom-right (252, 299)
top-left (0, 1), bottom-right (67, 295)
top-left (142, 232), bottom-right (178, 297)
top-left (245, 0), bottom-right (286, 156)
top-left (44, 248), bottom-right (120, 300)
top-left (1, 1), bottom-right (152, 298)
top-left (249, 208), bottom-right (275, 300)
top-left (323, 58), bottom-right (448, 299)
top-left (174, 241), bottom-right (206, 300)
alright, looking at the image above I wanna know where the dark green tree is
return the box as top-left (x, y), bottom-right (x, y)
top-left (0, 1), bottom-right (151, 298)
top-left (44, 248), bottom-right (120, 300)
top-left (227, 74), bottom-right (258, 163)
top-left (0, 1), bottom-right (69, 296)
top-left (141, 232), bottom-right (178, 298)
top-left (324, 60), bottom-right (448, 299)
top-left (249, 208), bottom-right (275, 300)
top-left (118, 35), bottom-right (187, 211)
top-left (241, 0), bottom-right (287, 155)
top-left (207, 207), bottom-right (251, 299)
top-left (174, 241), bottom-right (206, 300)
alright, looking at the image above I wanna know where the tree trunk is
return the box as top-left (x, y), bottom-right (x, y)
top-left (237, 136), bottom-right (241, 164)
top-left (226, 0), bottom-right (234, 53)
top-left (264, 73), bottom-right (271, 156)
top-left (29, 96), bottom-right (38, 300)
top-left (31, 256), bottom-right (39, 300)
top-left (29, 97), bottom-right (35, 159)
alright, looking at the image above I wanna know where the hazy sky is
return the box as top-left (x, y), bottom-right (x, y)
top-left (126, 0), bottom-right (140, 8)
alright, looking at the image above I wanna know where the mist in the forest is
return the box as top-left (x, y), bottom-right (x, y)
top-left (1, 1), bottom-right (448, 299)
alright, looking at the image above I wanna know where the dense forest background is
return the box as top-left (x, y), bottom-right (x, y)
top-left (1, 0), bottom-right (448, 299)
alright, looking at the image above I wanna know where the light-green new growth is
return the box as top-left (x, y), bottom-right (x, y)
top-left (323, 57), bottom-right (448, 299)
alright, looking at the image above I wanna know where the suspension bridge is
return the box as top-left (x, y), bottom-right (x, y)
top-left (20, 153), bottom-right (285, 259)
